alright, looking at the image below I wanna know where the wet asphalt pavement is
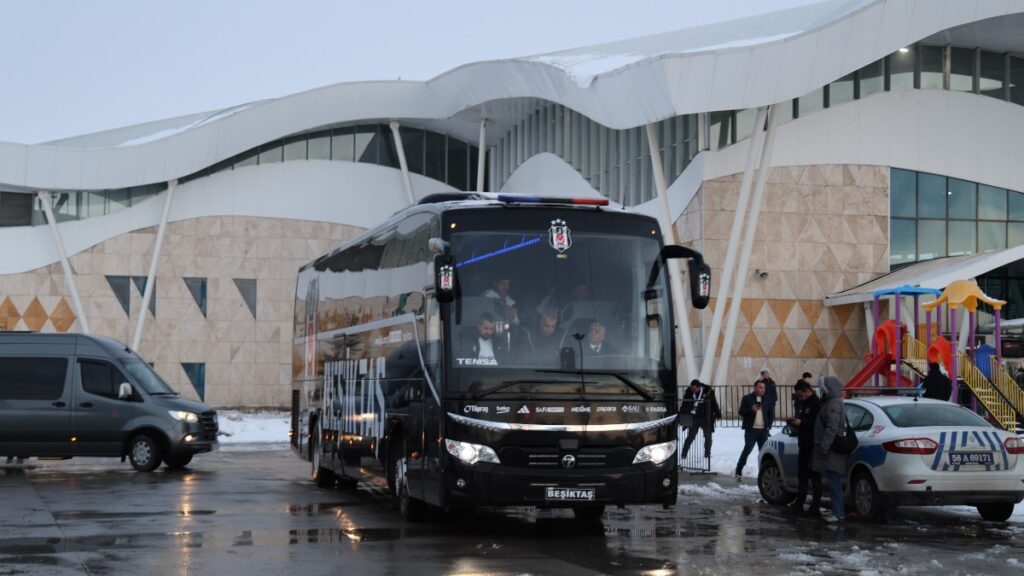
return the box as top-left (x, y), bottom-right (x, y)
top-left (1, 447), bottom-right (1022, 575)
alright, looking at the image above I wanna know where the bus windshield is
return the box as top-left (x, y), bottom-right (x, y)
top-left (448, 214), bottom-right (672, 389)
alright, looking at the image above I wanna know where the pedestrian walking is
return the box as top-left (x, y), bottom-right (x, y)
top-left (921, 362), bottom-right (952, 401)
top-left (679, 379), bottom-right (722, 460)
top-left (813, 376), bottom-right (847, 523)
top-left (734, 380), bottom-right (775, 480)
top-left (787, 380), bottom-right (822, 515)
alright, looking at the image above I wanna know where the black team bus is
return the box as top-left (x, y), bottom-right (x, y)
top-left (291, 192), bottom-right (710, 521)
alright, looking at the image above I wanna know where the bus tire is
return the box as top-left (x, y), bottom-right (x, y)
top-left (312, 425), bottom-right (335, 488)
top-left (392, 438), bottom-right (427, 522)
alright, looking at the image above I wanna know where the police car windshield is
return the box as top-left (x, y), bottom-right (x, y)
top-left (882, 403), bottom-right (993, 428)
top-left (448, 223), bottom-right (671, 375)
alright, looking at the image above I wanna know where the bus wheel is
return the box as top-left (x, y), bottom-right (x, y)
top-left (312, 425), bottom-right (335, 488)
top-left (392, 439), bottom-right (427, 522)
top-left (572, 506), bottom-right (605, 522)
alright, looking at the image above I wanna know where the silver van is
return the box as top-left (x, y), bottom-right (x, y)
top-left (0, 333), bottom-right (218, 471)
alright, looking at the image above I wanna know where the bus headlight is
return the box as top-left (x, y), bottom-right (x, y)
top-left (633, 441), bottom-right (676, 465)
top-left (445, 439), bottom-right (500, 465)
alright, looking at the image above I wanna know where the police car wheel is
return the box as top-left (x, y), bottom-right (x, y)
top-left (977, 502), bottom-right (1014, 522)
top-left (757, 458), bottom-right (794, 505)
top-left (852, 470), bottom-right (884, 521)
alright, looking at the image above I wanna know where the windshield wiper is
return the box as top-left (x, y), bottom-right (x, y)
top-left (471, 379), bottom-right (596, 400)
top-left (534, 369), bottom-right (655, 402)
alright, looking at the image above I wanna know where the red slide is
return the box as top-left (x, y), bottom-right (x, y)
top-left (845, 353), bottom-right (891, 389)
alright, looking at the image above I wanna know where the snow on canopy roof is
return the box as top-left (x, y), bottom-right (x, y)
top-left (826, 245), bottom-right (1024, 307)
top-left (524, 0), bottom-right (874, 88)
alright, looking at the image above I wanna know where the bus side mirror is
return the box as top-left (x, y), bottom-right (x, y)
top-left (687, 259), bottom-right (711, 310)
top-left (434, 254), bottom-right (457, 304)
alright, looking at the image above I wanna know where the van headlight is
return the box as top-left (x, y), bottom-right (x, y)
top-left (169, 410), bottom-right (199, 423)
top-left (633, 441), bottom-right (676, 465)
top-left (445, 439), bottom-right (500, 465)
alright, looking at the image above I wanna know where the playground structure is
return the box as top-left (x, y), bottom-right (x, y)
top-left (844, 281), bottom-right (1024, 432)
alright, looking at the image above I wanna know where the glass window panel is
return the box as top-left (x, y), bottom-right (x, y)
top-left (360, 126), bottom-right (387, 166)
top-left (308, 134), bottom-right (330, 160)
top-left (425, 131), bottom-right (445, 181)
top-left (980, 51), bottom-right (1005, 99)
top-left (235, 150), bottom-right (258, 168)
top-left (948, 220), bottom-right (976, 256)
top-left (401, 127), bottom-right (425, 175)
top-left (979, 221), bottom-right (1007, 252)
top-left (978, 184), bottom-right (1007, 220)
top-left (949, 47), bottom-right (975, 92)
top-left (889, 47), bottom-right (915, 90)
top-left (1012, 56), bottom-right (1024, 106)
top-left (830, 72), bottom-right (855, 106)
top-left (798, 88), bottom-right (824, 117)
top-left (890, 168), bottom-right (916, 218)
top-left (105, 190), bottom-right (131, 215)
top-left (947, 178), bottom-right (976, 220)
top-left (708, 111), bottom-right (732, 149)
top-left (891, 219), bottom-right (917, 265)
top-left (0, 192), bottom-right (34, 226)
top-left (469, 146), bottom-right (479, 191)
top-left (283, 137), bottom-right (306, 161)
top-left (774, 99), bottom-right (795, 125)
top-left (917, 220), bottom-right (946, 260)
top-left (331, 128), bottom-right (354, 161)
top-left (918, 173), bottom-right (946, 219)
top-left (860, 58), bottom-right (885, 97)
top-left (1009, 191), bottom-right (1024, 221)
top-left (735, 108), bottom-right (756, 142)
top-left (447, 138), bottom-right (468, 190)
top-left (258, 144), bottom-right (282, 164)
top-left (1009, 222), bottom-right (1024, 247)
top-left (919, 45), bottom-right (944, 90)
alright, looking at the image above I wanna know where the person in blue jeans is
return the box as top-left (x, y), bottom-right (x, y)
top-left (734, 380), bottom-right (775, 480)
top-left (813, 376), bottom-right (847, 522)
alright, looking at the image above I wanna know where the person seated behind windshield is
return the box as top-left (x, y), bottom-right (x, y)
top-left (483, 277), bottom-right (519, 326)
top-left (528, 311), bottom-right (564, 364)
top-left (461, 312), bottom-right (508, 365)
top-left (581, 321), bottom-right (619, 356)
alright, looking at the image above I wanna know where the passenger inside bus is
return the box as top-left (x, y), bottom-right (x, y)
top-left (460, 312), bottom-right (509, 365)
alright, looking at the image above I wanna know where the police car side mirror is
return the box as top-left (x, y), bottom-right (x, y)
top-left (434, 254), bottom-right (457, 304)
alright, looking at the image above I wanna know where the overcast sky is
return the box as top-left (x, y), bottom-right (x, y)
top-left (1, 0), bottom-right (826, 143)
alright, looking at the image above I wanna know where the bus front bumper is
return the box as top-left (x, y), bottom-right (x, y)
top-left (443, 461), bottom-right (678, 507)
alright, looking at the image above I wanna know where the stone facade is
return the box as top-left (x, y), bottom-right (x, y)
top-left (677, 164), bottom-right (890, 387)
top-left (0, 216), bottom-right (362, 407)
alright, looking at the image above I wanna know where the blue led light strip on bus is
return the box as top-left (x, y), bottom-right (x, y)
top-left (456, 236), bottom-right (542, 268)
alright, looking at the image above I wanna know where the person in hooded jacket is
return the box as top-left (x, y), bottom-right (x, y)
top-left (813, 376), bottom-right (847, 523)
top-left (921, 362), bottom-right (952, 401)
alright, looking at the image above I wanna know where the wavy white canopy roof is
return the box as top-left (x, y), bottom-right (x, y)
top-left (2, 0), bottom-right (1023, 191)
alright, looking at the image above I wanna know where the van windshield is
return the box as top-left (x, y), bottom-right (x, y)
top-left (123, 359), bottom-right (177, 395)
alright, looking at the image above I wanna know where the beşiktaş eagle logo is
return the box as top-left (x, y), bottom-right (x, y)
top-left (548, 219), bottom-right (572, 253)
top-left (439, 264), bottom-right (454, 292)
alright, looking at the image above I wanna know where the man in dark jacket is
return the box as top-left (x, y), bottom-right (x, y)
top-left (921, 362), bottom-right (952, 401)
top-left (757, 369), bottom-right (779, 407)
top-left (787, 380), bottom-right (822, 515)
top-left (679, 379), bottom-right (722, 459)
top-left (735, 380), bottom-right (776, 480)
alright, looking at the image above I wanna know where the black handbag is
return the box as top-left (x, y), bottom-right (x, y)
top-left (831, 421), bottom-right (859, 454)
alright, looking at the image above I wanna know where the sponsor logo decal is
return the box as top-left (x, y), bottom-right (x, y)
top-left (621, 405), bottom-right (640, 414)
top-left (571, 405), bottom-right (591, 413)
top-left (561, 454), bottom-right (577, 469)
top-left (548, 219), bottom-right (572, 253)
top-left (456, 358), bottom-right (499, 366)
top-left (536, 406), bottom-right (565, 414)
top-left (496, 405), bottom-right (511, 415)
top-left (439, 264), bottom-right (454, 292)
top-left (463, 405), bottom-right (489, 414)
top-left (517, 405), bottom-right (531, 415)
top-left (645, 406), bottom-right (667, 413)
top-left (596, 406), bottom-right (617, 413)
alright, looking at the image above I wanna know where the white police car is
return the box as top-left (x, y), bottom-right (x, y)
top-left (757, 396), bottom-right (1024, 521)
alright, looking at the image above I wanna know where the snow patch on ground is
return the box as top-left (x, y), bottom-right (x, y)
top-left (678, 481), bottom-right (759, 499)
top-left (216, 410), bottom-right (289, 444)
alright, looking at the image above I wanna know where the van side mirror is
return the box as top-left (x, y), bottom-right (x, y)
top-left (118, 382), bottom-right (133, 400)
top-left (434, 254), bottom-right (457, 304)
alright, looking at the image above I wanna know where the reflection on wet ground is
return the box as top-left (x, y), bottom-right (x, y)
top-left (0, 450), bottom-right (1020, 575)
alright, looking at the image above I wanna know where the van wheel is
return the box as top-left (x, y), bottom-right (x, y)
top-left (163, 454), bottom-right (193, 469)
top-left (312, 425), bottom-right (335, 488)
top-left (852, 470), bottom-right (885, 521)
top-left (757, 458), bottom-right (795, 505)
top-left (128, 434), bottom-right (162, 472)
top-left (977, 502), bottom-right (1014, 522)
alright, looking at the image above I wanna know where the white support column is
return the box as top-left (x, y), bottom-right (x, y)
top-left (645, 123), bottom-right (698, 384)
top-left (476, 118), bottom-right (487, 192)
top-left (38, 191), bottom-right (90, 334)
top-left (389, 121), bottom-right (416, 205)
top-left (699, 106), bottom-right (767, 384)
top-left (714, 104), bottom-right (780, 388)
top-left (131, 181), bottom-right (176, 351)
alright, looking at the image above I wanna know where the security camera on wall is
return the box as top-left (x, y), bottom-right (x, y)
top-left (755, 269), bottom-right (768, 279)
